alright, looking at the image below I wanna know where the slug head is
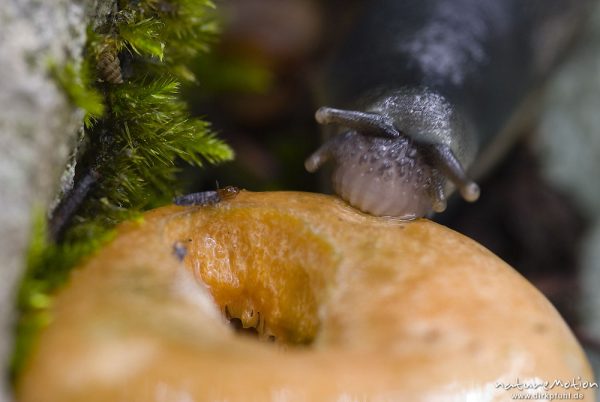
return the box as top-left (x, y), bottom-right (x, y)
top-left (306, 104), bottom-right (479, 219)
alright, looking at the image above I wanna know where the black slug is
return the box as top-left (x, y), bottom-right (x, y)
top-left (306, 0), bottom-right (594, 219)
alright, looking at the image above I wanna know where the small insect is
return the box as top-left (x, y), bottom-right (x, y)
top-left (96, 44), bottom-right (123, 84)
top-left (172, 241), bottom-right (188, 262)
top-left (49, 169), bottom-right (101, 241)
top-left (160, 187), bottom-right (240, 245)
top-left (173, 186), bottom-right (241, 206)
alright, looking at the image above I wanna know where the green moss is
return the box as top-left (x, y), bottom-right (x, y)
top-left (117, 16), bottom-right (165, 60)
top-left (50, 60), bottom-right (105, 127)
top-left (13, 0), bottom-right (232, 377)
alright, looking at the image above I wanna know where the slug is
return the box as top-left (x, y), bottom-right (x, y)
top-left (306, 0), bottom-right (594, 219)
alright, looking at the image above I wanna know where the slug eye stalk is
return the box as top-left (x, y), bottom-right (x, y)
top-left (421, 143), bottom-right (480, 203)
top-left (315, 107), bottom-right (400, 138)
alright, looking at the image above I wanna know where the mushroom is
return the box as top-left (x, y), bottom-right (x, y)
top-left (17, 191), bottom-right (595, 401)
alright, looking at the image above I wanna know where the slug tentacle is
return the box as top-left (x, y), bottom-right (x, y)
top-left (304, 141), bottom-right (333, 173)
top-left (430, 178), bottom-right (448, 213)
top-left (315, 107), bottom-right (400, 138)
top-left (421, 143), bottom-right (480, 202)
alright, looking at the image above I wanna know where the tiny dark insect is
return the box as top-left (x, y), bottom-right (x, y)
top-left (96, 44), bottom-right (123, 84)
top-left (173, 186), bottom-right (241, 206)
top-left (172, 241), bottom-right (188, 262)
top-left (49, 169), bottom-right (101, 241)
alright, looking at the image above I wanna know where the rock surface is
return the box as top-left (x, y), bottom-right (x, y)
top-left (0, 1), bottom-right (111, 400)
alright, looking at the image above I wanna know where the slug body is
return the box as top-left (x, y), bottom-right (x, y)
top-left (306, 0), bottom-right (593, 219)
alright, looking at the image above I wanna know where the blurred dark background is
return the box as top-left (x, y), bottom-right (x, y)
top-left (181, 0), bottom-right (592, 335)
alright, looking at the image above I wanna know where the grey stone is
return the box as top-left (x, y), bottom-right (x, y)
top-left (0, 1), bottom-right (112, 400)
